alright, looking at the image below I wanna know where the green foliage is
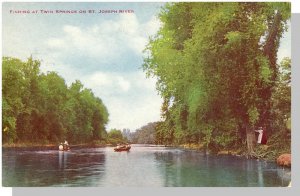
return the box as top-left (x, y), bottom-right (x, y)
top-left (107, 129), bottom-right (123, 139)
top-left (225, 31), bottom-right (243, 49)
top-left (202, 126), bottom-right (213, 149)
top-left (106, 129), bottom-right (126, 146)
top-left (2, 57), bottom-right (109, 144)
top-left (268, 57), bottom-right (291, 153)
top-left (131, 122), bottom-right (158, 144)
top-left (248, 106), bottom-right (260, 125)
top-left (257, 56), bottom-right (272, 83)
top-left (143, 2), bottom-right (291, 153)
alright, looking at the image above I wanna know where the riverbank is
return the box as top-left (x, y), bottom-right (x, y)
top-left (179, 143), bottom-right (242, 156)
top-left (178, 143), bottom-right (291, 167)
top-left (2, 142), bottom-right (111, 149)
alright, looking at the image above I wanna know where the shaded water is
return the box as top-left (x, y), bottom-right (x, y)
top-left (2, 144), bottom-right (291, 187)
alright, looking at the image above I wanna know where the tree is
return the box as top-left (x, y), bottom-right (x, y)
top-left (131, 122), bottom-right (158, 144)
top-left (2, 57), bottom-right (25, 143)
top-left (2, 57), bottom-right (109, 145)
top-left (107, 129), bottom-right (125, 145)
top-left (143, 2), bottom-right (290, 152)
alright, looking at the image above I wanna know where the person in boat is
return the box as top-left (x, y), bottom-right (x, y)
top-left (119, 144), bottom-right (126, 148)
top-left (59, 143), bottom-right (64, 151)
top-left (63, 140), bottom-right (69, 150)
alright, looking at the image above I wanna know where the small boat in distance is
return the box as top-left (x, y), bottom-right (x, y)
top-left (114, 144), bottom-right (131, 152)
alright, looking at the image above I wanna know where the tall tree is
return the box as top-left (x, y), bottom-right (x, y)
top-left (143, 2), bottom-right (290, 152)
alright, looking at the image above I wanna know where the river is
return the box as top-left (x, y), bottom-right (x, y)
top-left (2, 144), bottom-right (291, 187)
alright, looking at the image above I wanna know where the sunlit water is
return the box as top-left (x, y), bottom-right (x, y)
top-left (2, 144), bottom-right (291, 187)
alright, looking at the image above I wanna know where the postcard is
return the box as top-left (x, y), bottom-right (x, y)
top-left (2, 1), bottom-right (291, 188)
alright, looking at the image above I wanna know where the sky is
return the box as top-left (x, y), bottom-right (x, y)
top-left (2, 2), bottom-right (291, 132)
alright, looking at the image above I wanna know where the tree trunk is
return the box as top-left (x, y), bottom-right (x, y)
top-left (261, 11), bottom-right (282, 130)
top-left (246, 124), bottom-right (256, 157)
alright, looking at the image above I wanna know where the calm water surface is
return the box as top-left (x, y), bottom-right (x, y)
top-left (2, 144), bottom-right (291, 187)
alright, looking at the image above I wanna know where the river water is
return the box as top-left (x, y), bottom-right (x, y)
top-left (2, 144), bottom-right (291, 187)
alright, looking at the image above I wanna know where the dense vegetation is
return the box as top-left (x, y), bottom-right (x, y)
top-left (143, 2), bottom-right (291, 158)
top-left (107, 128), bottom-right (128, 145)
top-left (130, 122), bottom-right (158, 144)
top-left (2, 57), bottom-right (109, 145)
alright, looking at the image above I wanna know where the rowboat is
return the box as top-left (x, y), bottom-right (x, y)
top-left (59, 144), bottom-right (70, 151)
top-left (114, 145), bottom-right (131, 152)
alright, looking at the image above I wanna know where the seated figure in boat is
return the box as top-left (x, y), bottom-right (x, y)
top-left (59, 143), bottom-right (64, 151)
top-left (63, 140), bottom-right (70, 151)
top-left (116, 144), bottom-right (121, 149)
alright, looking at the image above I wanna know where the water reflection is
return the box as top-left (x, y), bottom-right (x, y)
top-left (2, 146), bottom-right (291, 187)
top-left (63, 151), bottom-right (67, 169)
top-left (3, 148), bottom-right (106, 186)
top-left (154, 149), bottom-right (290, 187)
top-left (277, 167), bottom-right (291, 185)
top-left (257, 161), bottom-right (264, 186)
top-left (59, 151), bottom-right (63, 170)
top-left (98, 147), bottom-right (164, 186)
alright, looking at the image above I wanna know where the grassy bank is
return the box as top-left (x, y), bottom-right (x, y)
top-left (179, 143), bottom-right (243, 156)
top-left (178, 142), bottom-right (290, 164)
top-left (2, 142), bottom-right (57, 148)
top-left (2, 141), bottom-right (110, 148)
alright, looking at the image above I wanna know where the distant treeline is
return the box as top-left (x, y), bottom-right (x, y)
top-left (143, 2), bottom-right (291, 156)
top-left (130, 122), bottom-right (158, 144)
top-left (2, 57), bottom-right (109, 144)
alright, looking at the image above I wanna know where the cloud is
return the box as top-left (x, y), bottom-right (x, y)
top-left (82, 72), bottom-right (131, 93)
top-left (46, 38), bottom-right (66, 48)
top-left (106, 94), bottom-right (162, 131)
top-left (117, 76), bottom-right (131, 92)
top-left (81, 71), bottom-right (162, 131)
top-left (141, 15), bottom-right (162, 36)
top-left (45, 13), bottom-right (161, 63)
